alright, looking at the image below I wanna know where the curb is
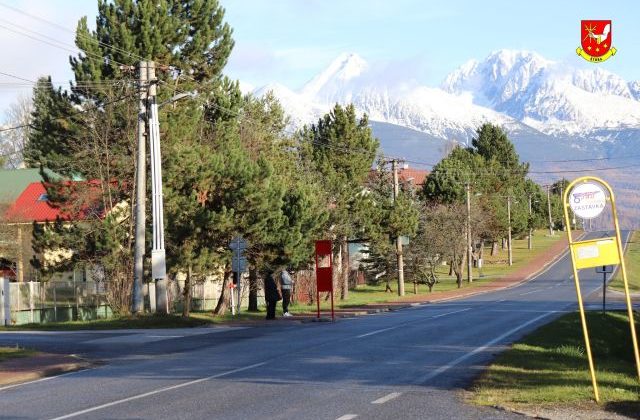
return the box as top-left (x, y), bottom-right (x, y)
top-left (0, 354), bottom-right (94, 389)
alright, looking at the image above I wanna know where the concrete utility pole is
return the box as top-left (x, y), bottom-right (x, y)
top-left (507, 196), bottom-right (513, 266)
top-left (147, 61), bottom-right (168, 314)
top-left (391, 159), bottom-right (405, 297)
top-left (466, 183), bottom-right (473, 283)
top-left (546, 185), bottom-right (554, 236)
top-left (132, 60), bottom-right (147, 314)
top-left (528, 194), bottom-right (533, 250)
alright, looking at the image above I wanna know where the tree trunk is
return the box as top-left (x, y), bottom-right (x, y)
top-left (182, 265), bottom-right (192, 318)
top-left (448, 260), bottom-right (454, 276)
top-left (213, 270), bottom-right (232, 316)
top-left (491, 241), bottom-right (498, 256)
top-left (248, 267), bottom-right (259, 312)
top-left (413, 281), bottom-right (418, 294)
top-left (340, 236), bottom-right (349, 300)
top-left (333, 243), bottom-right (342, 295)
top-left (502, 237), bottom-right (507, 250)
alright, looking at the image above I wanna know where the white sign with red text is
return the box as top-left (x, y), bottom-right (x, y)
top-left (569, 182), bottom-right (606, 219)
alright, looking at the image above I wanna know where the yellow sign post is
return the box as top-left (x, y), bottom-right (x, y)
top-left (563, 176), bottom-right (640, 402)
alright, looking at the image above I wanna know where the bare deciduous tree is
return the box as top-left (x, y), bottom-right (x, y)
top-left (0, 95), bottom-right (32, 169)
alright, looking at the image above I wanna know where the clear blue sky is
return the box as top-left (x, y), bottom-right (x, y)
top-left (1, 0), bottom-right (639, 117)
top-left (223, 0), bottom-right (640, 89)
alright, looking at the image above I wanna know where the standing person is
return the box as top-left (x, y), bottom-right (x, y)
top-left (264, 269), bottom-right (280, 320)
top-left (280, 268), bottom-right (294, 317)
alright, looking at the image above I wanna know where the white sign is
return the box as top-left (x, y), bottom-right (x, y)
top-left (569, 182), bottom-right (606, 219)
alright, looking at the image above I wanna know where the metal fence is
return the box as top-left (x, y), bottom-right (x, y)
top-left (4, 280), bottom-right (111, 325)
top-left (0, 274), bottom-right (266, 326)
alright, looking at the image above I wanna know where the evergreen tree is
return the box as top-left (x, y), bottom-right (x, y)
top-left (300, 104), bottom-right (379, 300)
top-left (24, 77), bottom-right (78, 173)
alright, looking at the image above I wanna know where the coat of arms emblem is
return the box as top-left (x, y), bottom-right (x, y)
top-left (577, 20), bottom-right (616, 62)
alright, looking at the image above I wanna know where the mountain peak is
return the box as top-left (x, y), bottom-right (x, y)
top-left (300, 53), bottom-right (368, 99)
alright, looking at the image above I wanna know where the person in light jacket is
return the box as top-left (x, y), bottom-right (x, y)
top-left (279, 268), bottom-right (294, 317)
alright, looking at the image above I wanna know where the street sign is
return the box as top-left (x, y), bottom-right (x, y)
top-left (231, 256), bottom-right (248, 273)
top-left (229, 236), bottom-right (248, 250)
top-left (568, 182), bottom-right (606, 219)
top-left (595, 265), bottom-right (614, 274)
top-left (562, 176), bottom-right (640, 403)
top-left (229, 235), bottom-right (249, 274)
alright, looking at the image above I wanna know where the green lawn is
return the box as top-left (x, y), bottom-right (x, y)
top-left (473, 311), bottom-right (640, 411)
top-left (291, 229), bottom-right (564, 313)
top-left (610, 231), bottom-right (640, 292)
top-left (0, 346), bottom-right (36, 362)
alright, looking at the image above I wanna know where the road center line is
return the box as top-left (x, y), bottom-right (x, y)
top-left (355, 308), bottom-right (470, 338)
top-left (371, 392), bottom-right (402, 404)
top-left (336, 415), bottom-right (358, 420)
top-left (430, 308), bottom-right (471, 319)
top-left (48, 362), bottom-right (266, 420)
top-left (518, 289), bottom-right (542, 296)
top-left (416, 311), bottom-right (554, 385)
top-left (356, 326), bottom-right (397, 338)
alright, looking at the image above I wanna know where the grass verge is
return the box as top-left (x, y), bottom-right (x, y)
top-left (610, 231), bottom-right (640, 292)
top-left (0, 346), bottom-right (36, 362)
top-left (473, 311), bottom-right (640, 413)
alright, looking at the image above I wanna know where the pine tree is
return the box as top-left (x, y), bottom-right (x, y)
top-left (24, 77), bottom-right (78, 173)
top-left (300, 104), bottom-right (379, 300)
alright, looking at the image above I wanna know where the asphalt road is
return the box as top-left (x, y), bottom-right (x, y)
top-left (0, 230), bottom-right (634, 420)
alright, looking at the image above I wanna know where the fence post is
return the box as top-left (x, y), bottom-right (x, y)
top-left (1, 278), bottom-right (10, 326)
top-left (53, 282), bottom-right (57, 322)
top-left (29, 281), bottom-right (35, 323)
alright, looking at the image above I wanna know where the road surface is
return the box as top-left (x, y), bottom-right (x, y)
top-left (0, 231), bottom-right (633, 420)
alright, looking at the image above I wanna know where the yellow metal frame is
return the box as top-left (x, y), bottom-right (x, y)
top-left (563, 176), bottom-right (640, 403)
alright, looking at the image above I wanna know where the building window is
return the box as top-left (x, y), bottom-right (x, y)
top-left (37, 193), bottom-right (48, 202)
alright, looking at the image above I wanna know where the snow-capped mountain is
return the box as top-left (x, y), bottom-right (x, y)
top-left (251, 49), bottom-right (640, 142)
top-left (443, 50), bottom-right (640, 135)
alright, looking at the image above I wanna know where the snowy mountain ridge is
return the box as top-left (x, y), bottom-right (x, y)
top-left (250, 50), bottom-right (640, 142)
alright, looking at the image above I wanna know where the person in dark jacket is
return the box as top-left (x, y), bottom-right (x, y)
top-left (279, 268), bottom-right (294, 316)
top-left (263, 269), bottom-right (280, 320)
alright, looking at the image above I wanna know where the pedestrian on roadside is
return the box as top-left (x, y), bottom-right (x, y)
top-left (264, 269), bottom-right (281, 320)
top-left (280, 268), bottom-right (294, 317)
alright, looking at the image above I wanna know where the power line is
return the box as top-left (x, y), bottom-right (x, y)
top-left (0, 1), bottom-right (150, 65)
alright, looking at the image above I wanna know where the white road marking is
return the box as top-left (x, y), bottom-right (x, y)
top-left (494, 299), bottom-right (507, 303)
top-left (488, 309), bottom-right (566, 313)
top-left (355, 308), bottom-right (471, 338)
top-left (429, 308), bottom-right (471, 319)
top-left (371, 392), bottom-right (402, 404)
top-left (416, 311), bottom-right (553, 384)
top-left (145, 335), bottom-right (184, 338)
top-left (48, 362), bottom-right (266, 420)
top-left (356, 326), bottom-right (397, 338)
top-left (518, 289), bottom-right (542, 296)
top-left (336, 415), bottom-right (358, 420)
top-left (0, 368), bottom-right (91, 392)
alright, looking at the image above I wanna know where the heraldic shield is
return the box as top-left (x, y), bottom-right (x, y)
top-left (577, 20), bottom-right (616, 62)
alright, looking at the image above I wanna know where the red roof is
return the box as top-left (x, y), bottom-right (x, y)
top-left (4, 182), bottom-right (65, 222)
top-left (397, 168), bottom-right (429, 187)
